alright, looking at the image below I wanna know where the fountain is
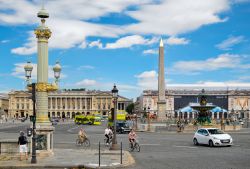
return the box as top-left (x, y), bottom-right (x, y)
top-left (190, 89), bottom-right (216, 125)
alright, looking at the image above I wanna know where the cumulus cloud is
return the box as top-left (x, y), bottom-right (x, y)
top-left (126, 0), bottom-right (229, 35)
top-left (1, 40), bottom-right (10, 43)
top-left (77, 65), bottom-right (95, 70)
top-left (135, 70), bottom-right (158, 90)
top-left (166, 36), bottom-right (190, 45)
top-left (75, 79), bottom-right (97, 86)
top-left (143, 49), bottom-right (158, 55)
top-left (88, 39), bottom-right (103, 49)
top-left (105, 35), bottom-right (158, 49)
top-left (0, 0), bottom-right (234, 55)
top-left (170, 53), bottom-right (245, 74)
top-left (216, 36), bottom-right (245, 50)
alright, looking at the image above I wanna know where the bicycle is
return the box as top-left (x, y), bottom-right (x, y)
top-left (129, 139), bottom-right (140, 152)
top-left (76, 136), bottom-right (90, 147)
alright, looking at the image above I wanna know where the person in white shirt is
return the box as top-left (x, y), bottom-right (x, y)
top-left (104, 127), bottom-right (113, 144)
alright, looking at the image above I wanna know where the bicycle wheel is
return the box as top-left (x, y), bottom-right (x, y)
top-left (135, 143), bottom-right (140, 152)
top-left (84, 138), bottom-right (90, 147)
top-left (76, 138), bottom-right (81, 146)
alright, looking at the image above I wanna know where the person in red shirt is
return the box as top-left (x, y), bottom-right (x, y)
top-left (128, 129), bottom-right (137, 148)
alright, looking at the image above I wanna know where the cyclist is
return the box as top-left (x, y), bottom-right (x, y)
top-left (128, 128), bottom-right (137, 148)
top-left (78, 128), bottom-right (87, 143)
top-left (104, 126), bottom-right (113, 145)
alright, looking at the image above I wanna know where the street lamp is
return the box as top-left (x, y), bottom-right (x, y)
top-left (24, 61), bottom-right (61, 163)
top-left (147, 106), bottom-right (151, 131)
top-left (110, 84), bottom-right (119, 150)
top-left (53, 61), bottom-right (61, 84)
top-left (24, 61), bottom-right (33, 84)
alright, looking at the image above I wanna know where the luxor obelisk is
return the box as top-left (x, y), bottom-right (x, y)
top-left (157, 39), bottom-right (167, 121)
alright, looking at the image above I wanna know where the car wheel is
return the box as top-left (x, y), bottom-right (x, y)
top-left (209, 140), bottom-right (214, 147)
top-left (193, 138), bottom-right (199, 146)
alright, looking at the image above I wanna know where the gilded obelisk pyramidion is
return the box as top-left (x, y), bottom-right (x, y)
top-left (157, 38), bottom-right (167, 121)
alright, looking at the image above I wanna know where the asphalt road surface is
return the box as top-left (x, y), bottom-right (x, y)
top-left (1, 121), bottom-right (250, 169)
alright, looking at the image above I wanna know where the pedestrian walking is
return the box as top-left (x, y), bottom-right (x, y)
top-left (17, 131), bottom-right (28, 161)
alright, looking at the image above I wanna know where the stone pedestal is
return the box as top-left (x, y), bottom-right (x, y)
top-left (157, 101), bottom-right (167, 121)
top-left (31, 125), bottom-right (54, 156)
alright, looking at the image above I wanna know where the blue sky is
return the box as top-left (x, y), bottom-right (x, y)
top-left (0, 0), bottom-right (250, 99)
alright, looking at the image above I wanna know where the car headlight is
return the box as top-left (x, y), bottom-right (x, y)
top-left (212, 137), bottom-right (219, 140)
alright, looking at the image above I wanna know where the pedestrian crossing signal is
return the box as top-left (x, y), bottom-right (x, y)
top-left (27, 128), bottom-right (33, 137)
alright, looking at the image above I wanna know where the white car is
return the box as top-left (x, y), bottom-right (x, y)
top-left (193, 128), bottom-right (233, 147)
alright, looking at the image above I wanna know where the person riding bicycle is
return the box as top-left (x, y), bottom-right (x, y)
top-left (128, 128), bottom-right (137, 148)
top-left (104, 126), bottom-right (113, 145)
top-left (78, 128), bottom-right (87, 143)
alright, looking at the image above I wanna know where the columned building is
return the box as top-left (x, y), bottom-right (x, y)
top-left (136, 89), bottom-right (250, 120)
top-left (0, 93), bottom-right (9, 119)
top-left (8, 89), bottom-right (132, 119)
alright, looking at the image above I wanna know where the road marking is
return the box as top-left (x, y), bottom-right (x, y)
top-left (173, 145), bottom-right (198, 149)
top-left (67, 126), bottom-right (79, 133)
top-left (140, 144), bottom-right (161, 146)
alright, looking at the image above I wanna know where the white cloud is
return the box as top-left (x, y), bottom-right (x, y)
top-left (0, 0), bottom-right (233, 54)
top-left (75, 79), bottom-right (97, 86)
top-left (126, 0), bottom-right (229, 35)
top-left (166, 36), bottom-right (189, 45)
top-left (105, 35), bottom-right (158, 49)
top-left (88, 39), bottom-right (103, 49)
top-left (77, 65), bottom-right (95, 70)
top-left (216, 36), bottom-right (245, 50)
top-left (78, 41), bottom-right (87, 49)
top-left (1, 40), bottom-right (9, 43)
top-left (170, 53), bottom-right (244, 74)
top-left (143, 49), bottom-right (158, 55)
top-left (135, 70), bottom-right (158, 90)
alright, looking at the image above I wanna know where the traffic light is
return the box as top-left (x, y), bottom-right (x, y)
top-left (111, 108), bottom-right (114, 121)
top-left (27, 128), bottom-right (33, 137)
top-left (32, 83), bottom-right (36, 101)
top-left (30, 115), bottom-right (36, 122)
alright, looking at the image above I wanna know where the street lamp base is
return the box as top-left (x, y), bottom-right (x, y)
top-left (110, 143), bottom-right (119, 150)
top-left (31, 157), bottom-right (37, 164)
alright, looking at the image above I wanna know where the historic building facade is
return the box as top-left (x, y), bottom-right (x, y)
top-left (8, 89), bottom-right (132, 119)
top-left (136, 89), bottom-right (250, 120)
top-left (0, 94), bottom-right (9, 119)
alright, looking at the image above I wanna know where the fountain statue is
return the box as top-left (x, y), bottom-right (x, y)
top-left (190, 89), bottom-right (216, 124)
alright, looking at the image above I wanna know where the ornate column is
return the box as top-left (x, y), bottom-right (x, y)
top-left (33, 7), bottom-right (59, 155)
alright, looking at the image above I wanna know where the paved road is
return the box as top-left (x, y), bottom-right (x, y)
top-left (1, 121), bottom-right (250, 169)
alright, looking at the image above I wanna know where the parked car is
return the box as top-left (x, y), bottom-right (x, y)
top-left (116, 121), bottom-right (131, 134)
top-left (193, 128), bottom-right (233, 147)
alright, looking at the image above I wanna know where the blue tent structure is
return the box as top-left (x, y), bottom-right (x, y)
top-left (210, 106), bottom-right (227, 113)
top-left (178, 106), bottom-right (198, 113)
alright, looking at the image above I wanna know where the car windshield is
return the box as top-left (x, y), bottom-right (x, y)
top-left (208, 129), bottom-right (224, 134)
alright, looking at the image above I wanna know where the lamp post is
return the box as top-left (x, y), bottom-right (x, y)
top-left (110, 84), bottom-right (119, 150)
top-left (24, 60), bottom-right (61, 161)
top-left (147, 106), bottom-right (150, 131)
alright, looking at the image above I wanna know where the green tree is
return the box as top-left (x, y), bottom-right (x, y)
top-left (126, 103), bottom-right (134, 114)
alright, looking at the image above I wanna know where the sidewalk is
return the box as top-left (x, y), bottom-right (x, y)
top-left (0, 148), bottom-right (135, 169)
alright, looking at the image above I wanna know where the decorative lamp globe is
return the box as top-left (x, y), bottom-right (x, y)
top-left (24, 61), bottom-right (33, 79)
top-left (111, 84), bottom-right (118, 98)
top-left (53, 61), bottom-right (61, 80)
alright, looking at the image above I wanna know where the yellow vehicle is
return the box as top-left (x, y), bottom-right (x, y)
top-left (75, 114), bottom-right (101, 125)
top-left (108, 111), bottom-right (127, 126)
